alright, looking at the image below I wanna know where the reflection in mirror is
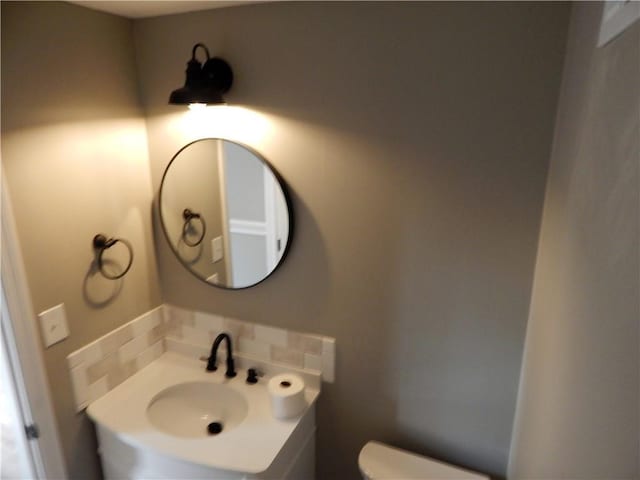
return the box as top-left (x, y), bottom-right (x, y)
top-left (159, 139), bottom-right (291, 289)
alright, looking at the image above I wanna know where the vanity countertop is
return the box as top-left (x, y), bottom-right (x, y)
top-left (86, 351), bottom-right (319, 474)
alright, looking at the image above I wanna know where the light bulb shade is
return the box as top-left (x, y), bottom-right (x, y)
top-left (169, 47), bottom-right (233, 106)
top-left (169, 86), bottom-right (226, 105)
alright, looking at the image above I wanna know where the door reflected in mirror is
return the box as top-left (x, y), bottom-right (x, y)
top-left (159, 139), bottom-right (291, 289)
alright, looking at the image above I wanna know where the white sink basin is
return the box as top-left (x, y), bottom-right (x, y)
top-left (147, 382), bottom-right (249, 438)
top-left (86, 352), bottom-right (320, 478)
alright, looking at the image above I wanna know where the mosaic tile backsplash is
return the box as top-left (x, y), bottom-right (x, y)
top-left (67, 305), bottom-right (336, 411)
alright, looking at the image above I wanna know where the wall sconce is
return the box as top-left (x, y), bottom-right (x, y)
top-left (169, 43), bottom-right (233, 107)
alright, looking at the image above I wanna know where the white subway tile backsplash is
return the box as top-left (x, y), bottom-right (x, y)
top-left (161, 305), bottom-right (171, 324)
top-left (147, 323), bottom-right (165, 345)
top-left (165, 337), bottom-right (209, 359)
top-left (67, 304), bottom-right (336, 411)
top-left (287, 332), bottom-right (323, 355)
top-left (67, 340), bottom-right (101, 369)
top-left (99, 324), bottom-right (134, 356)
top-left (131, 307), bottom-right (162, 337)
top-left (321, 338), bottom-right (336, 383)
top-left (225, 317), bottom-right (255, 340)
top-left (67, 307), bottom-right (168, 411)
top-left (165, 320), bottom-right (183, 338)
top-left (66, 350), bottom-right (83, 370)
top-left (70, 365), bottom-right (89, 411)
top-left (271, 345), bottom-right (304, 368)
top-left (130, 317), bottom-right (149, 338)
top-left (168, 305), bottom-right (195, 326)
top-left (304, 353), bottom-right (322, 373)
top-left (86, 353), bottom-right (118, 384)
top-left (238, 337), bottom-right (271, 361)
top-left (149, 307), bottom-right (163, 326)
top-left (194, 311), bottom-right (224, 332)
top-left (87, 376), bottom-right (109, 404)
top-left (136, 340), bottom-right (163, 371)
top-left (119, 334), bottom-right (148, 364)
top-left (107, 360), bottom-right (136, 390)
top-left (255, 325), bottom-right (288, 347)
top-left (181, 325), bottom-right (211, 347)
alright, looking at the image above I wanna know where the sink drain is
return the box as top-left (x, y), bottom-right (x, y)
top-left (207, 422), bottom-right (223, 435)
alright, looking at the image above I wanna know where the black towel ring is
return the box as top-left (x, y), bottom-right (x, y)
top-left (182, 209), bottom-right (207, 247)
top-left (93, 234), bottom-right (134, 280)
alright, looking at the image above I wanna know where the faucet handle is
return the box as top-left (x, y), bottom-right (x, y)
top-left (201, 355), bottom-right (219, 372)
top-left (206, 357), bottom-right (218, 372)
top-left (246, 368), bottom-right (264, 384)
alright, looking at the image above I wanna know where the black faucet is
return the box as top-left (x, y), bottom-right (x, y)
top-left (206, 333), bottom-right (237, 378)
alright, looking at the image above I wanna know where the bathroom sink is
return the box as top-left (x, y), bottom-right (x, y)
top-left (147, 382), bottom-right (249, 438)
top-left (86, 352), bottom-right (321, 476)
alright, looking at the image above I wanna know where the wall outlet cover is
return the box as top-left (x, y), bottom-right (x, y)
top-left (38, 303), bottom-right (70, 348)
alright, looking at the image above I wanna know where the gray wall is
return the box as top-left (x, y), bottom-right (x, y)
top-left (1, 2), bottom-right (161, 478)
top-left (135, 3), bottom-right (569, 478)
top-left (508, 4), bottom-right (640, 478)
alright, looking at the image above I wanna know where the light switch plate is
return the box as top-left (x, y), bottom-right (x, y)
top-left (38, 303), bottom-right (70, 348)
top-left (211, 236), bottom-right (223, 263)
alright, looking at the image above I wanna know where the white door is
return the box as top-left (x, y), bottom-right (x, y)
top-left (222, 142), bottom-right (270, 287)
top-left (1, 298), bottom-right (39, 479)
top-left (220, 141), bottom-right (290, 288)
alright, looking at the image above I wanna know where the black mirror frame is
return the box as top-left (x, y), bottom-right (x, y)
top-left (158, 138), bottom-right (294, 290)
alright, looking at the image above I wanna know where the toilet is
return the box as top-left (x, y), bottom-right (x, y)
top-left (359, 441), bottom-right (489, 480)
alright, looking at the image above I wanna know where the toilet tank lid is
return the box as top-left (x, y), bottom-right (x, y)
top-left (358, 441), bottom-right (489, 480)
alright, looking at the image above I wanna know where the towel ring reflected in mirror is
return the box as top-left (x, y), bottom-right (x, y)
top-left (182, 209), bottom-right (207, 247)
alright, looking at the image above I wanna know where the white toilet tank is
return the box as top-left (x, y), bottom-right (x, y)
top-left (358, 441), bottom-right (489, 480)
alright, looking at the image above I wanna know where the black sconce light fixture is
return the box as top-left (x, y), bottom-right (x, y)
top-left (169, 43), bottom-right (233, 106)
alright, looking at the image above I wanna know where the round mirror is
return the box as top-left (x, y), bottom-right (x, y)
top-left (159, 139), bottom-right (292, 289)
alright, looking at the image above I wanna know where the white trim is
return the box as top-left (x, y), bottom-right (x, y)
top-left (217, 141), bottom-right (233, 284)
top-left (229, 219), bottom-right (267, 236)
top-left (1, 175), bottom-right (68, 479)
top-left (263, 170), bottom-right (277, 271)
top-left (1, 305), bottom-right (39, 478)
top-left (598, 0), bottom-right (640, 47)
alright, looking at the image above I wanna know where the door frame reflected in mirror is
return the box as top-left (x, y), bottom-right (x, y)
top-left (158, 138), bottom-right (294, 290)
